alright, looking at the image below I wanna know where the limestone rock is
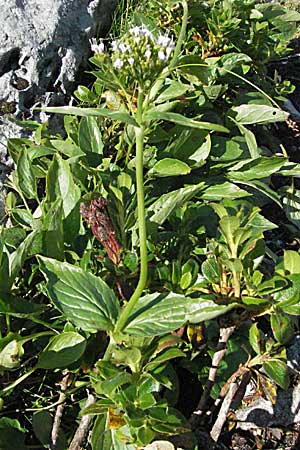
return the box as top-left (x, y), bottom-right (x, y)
top-left (0, 0), bottom-right (117, 155)
top-left (235, 383), bottom-right (300, 431)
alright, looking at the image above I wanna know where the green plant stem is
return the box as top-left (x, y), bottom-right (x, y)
top-left (115, 92), bottom-right (147, 334)
top-left (0, 367), bottom-right (36, 396)
top-left (5, 314), bottom-right (10, 333)
top-left (169, 0), bottom-right (188, 71)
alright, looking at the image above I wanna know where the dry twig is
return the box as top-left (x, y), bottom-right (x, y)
top-left (50, 372), bottom-right (70, 450)
top-left (68, 393), bottom-right (96, 450)
top-left (210, 380), bottom-right (240, 442)
top-left (189, 325), bottom-right (235, 428)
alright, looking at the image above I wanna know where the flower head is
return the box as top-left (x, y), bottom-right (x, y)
top-left (113, 58), bottom-right (124, 69)
top-left (90, 38), bottom-right (105, 55)
top-left (109, 26), bottom-right (175, 89)
top-left (158, 50), bottom-right (166, 61)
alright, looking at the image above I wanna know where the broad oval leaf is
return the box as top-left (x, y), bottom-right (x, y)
top-left (202, 258), bottom-right (221, 284)
top-left (148, 183), bottom-right (204, 225)
top-left (270, 311), bottom-right (294, 345)
top-left (284, 250), bottom-right (300, 275)
top-left (145, 348), bottom-right (185, 371)
top-left (123, 293), bottom-right (187, 336)
top-left (185, 296), bottom-right (238, 323)
top-left (16, 150), bottom-right (36, 199)
top-left (154, 81), bottom-right (189, 104)
top-left (263, 359), bottom-right (290, 390)
top-left (249, 323), bottom-right (263, 355)
top-left (46, 155), bottom-right (81, 219)
top-left (78, 116), bottom-right (103, 160)
top-left (37, 332), bottom-right (86, 369)
top-left (150, 158), bottom-right (191, 177)
top-left (230, 104), bottom-right (288, 125)
top-left (201, 181), bottom-right (250, 200)
top-left (38, 256), bottom-right (120, 332)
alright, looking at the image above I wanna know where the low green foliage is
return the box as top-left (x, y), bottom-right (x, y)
top-left (1, 0), bottom-right (300, 449)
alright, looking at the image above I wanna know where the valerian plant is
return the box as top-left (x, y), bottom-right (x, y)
top-left (1, 1), bottom-right (300, 449)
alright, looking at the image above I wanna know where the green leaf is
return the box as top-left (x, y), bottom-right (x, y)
top-left (229, 156), bottom-right (286, 180)
top-left (91, 413), bottom-right (113, 450)
top-left (282, 188), bottom-right (300, 230)
top-left (177, 55), bottom-right (209, 85)
top-left (0, 340), bottom-right (23, 369)
top-left (37, 332), bottom-right (86, 369)
top-left (154, 81), bottom-right (189, 104)
top-left (284, 250), bottom-right (300, 274)
top-left (50, 139), bottom-right (84, 159)
top-left (40, 105), bottom-right (138, 127)
top-left (112, 347), bottom-right (142, 372)
top-left (0, 241), bottom-right (9, 290)
top-left (41, 199), bottom-right (64, 261)
top-left (0, 294), bottom-right (45, 318)
top-left (150, 158), bottom-right (191, 177)
top-left (219, 52), bottom-right (252, 72)
top-left (201, 181), bottom-right (250, 200)
top-left (144, 111), bottom-right (229, 132)
top-left (235, 122), bottom-right (259, 158)
top-left (185, 296), bottom-right (238, 323)
top-left (38, 256), bottom-right (120, 332)
top-left (202, 258), bottom-right (221, 283)
top-left (219, 216), bottom-right (240, 238)
top-left (230, 104), bottom-right (288, 125)
top-left (279, 162), bottom-right (300, 177)
top-left (74, 85), bottom-right (97, 103)
top-left (33, 411), bottom-right (67, 450)
top-left (270, 312), bottom-right (294, 345)
top-left (1, 227), bottom-right (26, 250)
top-left (16, 150), bottom-right (36, 199)
top-left (145, 348), bottom-right (185, 371)
top-left (230, 179), bottom-right (281, 206)
top-left (0, 418), bottom-right (26, 450)
top-left (123, 293), bottom-right (187, 336)
top-left (100, 372), bottom-right (132, 396)
top-left (148, 183), bottom-right (204, 225)
top-left (2, 230), bottom-right (39, 293)
top-left (249, 323), bottom-right (263, 354)
top-left (46, 155), bottom-right (81, 219)
top-left (78, 116), bottom-right (104, 165)
top-left (263, 359), bottom-right (290, 390)
top-left (188, 133), bottom-right (211, 168)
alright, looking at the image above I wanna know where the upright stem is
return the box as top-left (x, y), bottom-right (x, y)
top-left (115, 91), bottom-right (147, 333)
top-left (169, 0), bottom-right (188, 71)
top-left (113, 3), bottom-right (189, 334)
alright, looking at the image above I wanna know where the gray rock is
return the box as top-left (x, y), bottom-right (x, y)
top-left (0, 0), bottom-right (117, 219)
top-left (235, 383), bottom-right (300, 431)
top-left (0, 0), bottom-right (117, 155)
top-left (287, 334), bottom-right (300, 375)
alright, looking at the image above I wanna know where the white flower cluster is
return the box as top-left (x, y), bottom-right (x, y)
top-left (90, 25), bottom-right (175, 89)
top-left (89, 38), bottom-right (105, 55)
